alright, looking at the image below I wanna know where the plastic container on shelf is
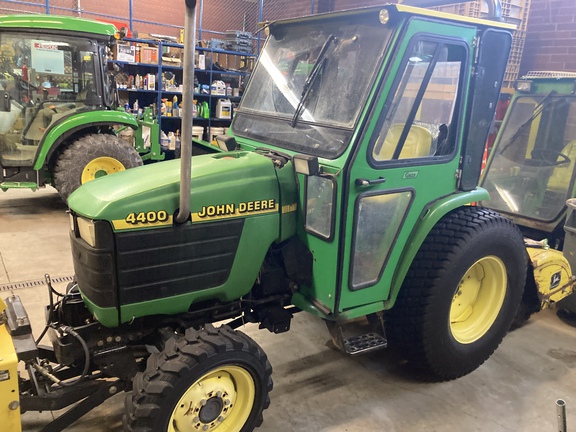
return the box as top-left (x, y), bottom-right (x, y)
top-left (209, 127), bottom-right (227, 144)
top-left (192, 126), bottom-right (204, 141)
top-left (216, 99), bottom-right (232, 119)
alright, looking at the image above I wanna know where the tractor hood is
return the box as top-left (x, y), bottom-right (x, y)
top-left (68, 151), bottom-right (283, 229)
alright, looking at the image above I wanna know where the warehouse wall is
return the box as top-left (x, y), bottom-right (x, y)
top-left (520, 0), bottom-right (576, 73)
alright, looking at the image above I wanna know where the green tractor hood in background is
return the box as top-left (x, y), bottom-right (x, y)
top-left (68, 151), bottom-right (285, 231)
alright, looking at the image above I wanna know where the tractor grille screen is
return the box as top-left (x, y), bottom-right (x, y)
top-left (115, 220), bottom-right (244, 305)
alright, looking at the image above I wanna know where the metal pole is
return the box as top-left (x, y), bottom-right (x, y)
top-left (175, 0), bottom-right (197, 224)
top-left (129, 0), bottom-right (133, 32)
top-left (258, 0), bottom-right (264, 53)
top-left (198, 0), bottom-right (203, 42)
top-left (310, 0), bottom-right (315, 15)
top-left (557, 399), bottom-right (567, 432)
top-left (45, 0), bottom-right (49, 14)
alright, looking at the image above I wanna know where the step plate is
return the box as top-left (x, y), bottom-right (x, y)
top-left (343, 332), bottom-right (387, 355)
top-left (0, 181), bottom-right (38, 191)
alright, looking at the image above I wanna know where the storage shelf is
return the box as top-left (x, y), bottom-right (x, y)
top-left (119, 88), bottom-right (158, 93)
top-left (160, 116), bottom-right (232, 123)
top-left (111, 36), bottom-right (251, 141)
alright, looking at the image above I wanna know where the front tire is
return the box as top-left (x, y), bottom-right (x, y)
top-left (385, 207), bottom-right (526, 380)
top-left (53, 133), bottom-right (142, 201)
top-left (124, 325), bottom-right (273, 432)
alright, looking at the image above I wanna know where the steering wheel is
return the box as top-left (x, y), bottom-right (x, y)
top-left (531, 149), bottom-right (571, 166)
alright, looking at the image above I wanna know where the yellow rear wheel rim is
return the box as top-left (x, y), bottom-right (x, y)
top-left (169, 365), bottom-right (255, 432)
top-left (450, 256), bottom-right (507, 344)
top-left (81, 156), bottom-right (126, 184)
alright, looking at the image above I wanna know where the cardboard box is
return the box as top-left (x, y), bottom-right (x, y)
top-left (113, 43), bottom-right (135, 62)
top-left (140, 47), bottom-right (158, 64)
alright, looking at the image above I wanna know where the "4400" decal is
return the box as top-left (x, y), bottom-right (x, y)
top-left (125, 210), bottom-right (169, 225)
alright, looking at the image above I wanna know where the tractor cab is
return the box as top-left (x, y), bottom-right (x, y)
top-left (480, 72), bottom-right (576, 244)
top-left (0, 27), bottom-right (108, 166)
top-left (0, 15), bottom-right (142, 200)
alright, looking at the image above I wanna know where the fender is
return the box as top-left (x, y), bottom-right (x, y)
top-left (0, 298), bottom-right (20, 432)
top-left (384, 188), bottom-right (490, 309)
top-left (34, 110), bottom-right (139, 170)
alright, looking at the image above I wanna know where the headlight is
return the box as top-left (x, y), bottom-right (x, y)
top-left (77, 216), bottom-right (97, 247)
top-left (515, 80), bottom-right (532, 92)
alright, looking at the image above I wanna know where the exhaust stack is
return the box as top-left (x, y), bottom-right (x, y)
top-left (176, 0), bottom-right (197, 224)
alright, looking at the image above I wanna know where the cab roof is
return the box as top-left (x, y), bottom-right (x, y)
top-left (268, 4), bottom-right (516, 31)
top-left (0, 14), bottom-right (117, 37)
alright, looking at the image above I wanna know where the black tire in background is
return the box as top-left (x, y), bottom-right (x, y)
top-left (53, 133), bottom-right (142, 201)
top-left (385, 207), bottom-right (527, 380)
top-left (123, 324), bottom-right (273, 432)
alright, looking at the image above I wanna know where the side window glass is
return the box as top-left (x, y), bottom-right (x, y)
top-left (350, 190), bottom-right (413, 290)
top-left (372, 40), bottom-right (465, 162)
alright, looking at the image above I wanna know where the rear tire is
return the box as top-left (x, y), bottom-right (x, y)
top-left (123, 324), bottom-right (273, 432)
top-left (53, 133), bottom-right (142, 201)
top-left (385, 207), bottom-right (526, 380)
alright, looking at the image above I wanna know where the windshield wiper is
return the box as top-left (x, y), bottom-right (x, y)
top-left (498, 90), bottom-right (557, 155)
top-left (290, 34), bottom-right (335, 128)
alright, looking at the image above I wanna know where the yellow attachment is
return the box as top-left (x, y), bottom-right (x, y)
top-left (80, 156), bottom-right (126, 184)
top-left (169, 366), bottom-right (255, 432)
top-left (526, 246), bottom-right (574, 305)
top-left (450, 256), bottom-right (507, 344)
top-left (0, 324), bottom-right (21, 432)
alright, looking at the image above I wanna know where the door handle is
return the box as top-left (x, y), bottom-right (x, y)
top-left (355, 177), bottom-right (386, 187)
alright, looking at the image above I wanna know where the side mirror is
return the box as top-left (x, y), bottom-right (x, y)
top-left (1, 91), bottom-right (11, 112)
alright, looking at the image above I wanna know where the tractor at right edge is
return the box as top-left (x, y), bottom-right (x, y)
top-left (481, 71), bottom-right (576, 324)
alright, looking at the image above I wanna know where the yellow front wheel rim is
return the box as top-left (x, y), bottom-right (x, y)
top-left (81, 157), bottom-right (126, 184)
top-left (169, 366), bottom-right (255, 432)
top-left (450, 256), bottom-right (507, 344)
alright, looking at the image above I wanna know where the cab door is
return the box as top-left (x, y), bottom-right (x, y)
top-left (337, 27), bottom-right (474, 311)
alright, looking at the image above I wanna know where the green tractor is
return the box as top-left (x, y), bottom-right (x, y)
top-left (480, 71), bottom-right (576, 322)
top-left (0, 14), bottom-right (165, 201)
top-left (0, 1), bottom-right (551, 431)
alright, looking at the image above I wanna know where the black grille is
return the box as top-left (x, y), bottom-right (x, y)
top-left (115, 220), bottom-right (244, 305)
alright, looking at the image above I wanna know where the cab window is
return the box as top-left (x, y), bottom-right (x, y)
top-left (371, 39), bottom-right (466, 163)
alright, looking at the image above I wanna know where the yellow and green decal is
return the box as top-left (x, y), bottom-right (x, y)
top-left (192, 199), bottom-right (279, 222)
top-left (112, 210), bottom-right (173, 230)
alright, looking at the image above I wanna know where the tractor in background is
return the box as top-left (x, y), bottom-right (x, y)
top-left (480, 71), bottom-right (576, 322)
top-left (0, 14), bottom-right (171, 201)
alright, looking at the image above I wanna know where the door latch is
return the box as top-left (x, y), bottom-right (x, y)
top-left (355, 177), bottom-right (386, 187)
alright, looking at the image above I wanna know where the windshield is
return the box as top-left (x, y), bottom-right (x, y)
top-left (0, 32), bottom-right (101, 167)
top-left (232, 14), bottom-right (393, 158)
top-left (0, 32), bottom-right (100, 106)
top-left (481, 94), bottom-right (576, 221)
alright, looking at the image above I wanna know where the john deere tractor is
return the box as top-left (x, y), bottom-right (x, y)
top-left (0, 14), bottom-right (165, 201)
top-left (480, 71), bottom-right (576, 322)
top-left (0, 1), bottom-right (554, 431)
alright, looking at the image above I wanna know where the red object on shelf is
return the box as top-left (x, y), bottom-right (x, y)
top-left (96, 19), bottom-right (132, 38)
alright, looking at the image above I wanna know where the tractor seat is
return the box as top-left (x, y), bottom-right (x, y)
top-left (374, 123), bottom-right (433, 160)
top-left (547, 141), bottom-right (576, 192)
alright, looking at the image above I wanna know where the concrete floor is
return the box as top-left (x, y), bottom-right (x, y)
top-left (2, 187), bottom-right (576, 431)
